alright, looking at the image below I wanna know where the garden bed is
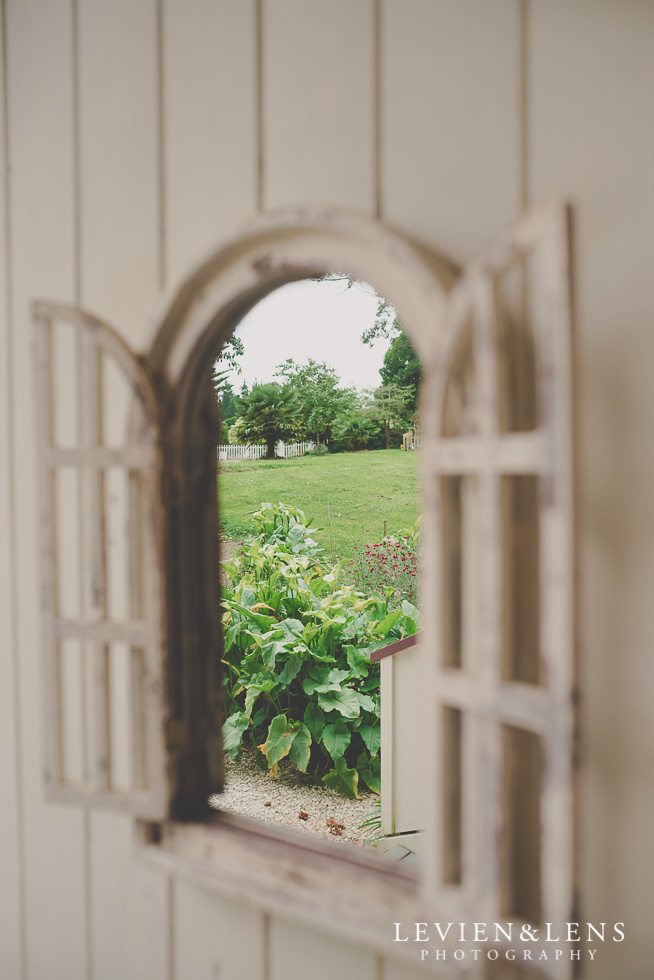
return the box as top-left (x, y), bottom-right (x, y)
top-left (210, 751), bottom-right (380, 848)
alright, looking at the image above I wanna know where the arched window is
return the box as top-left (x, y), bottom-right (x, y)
top-left (34, 206), bottom-right (575, 968)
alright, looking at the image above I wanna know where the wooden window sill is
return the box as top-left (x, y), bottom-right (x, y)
top-left (139, 810), bottom-right (424, 957)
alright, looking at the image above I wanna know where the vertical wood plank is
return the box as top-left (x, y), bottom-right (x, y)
top-left (5, 0), bottom-right (88, 977)
top-left (392, 646), bottom-right (422, 835)
top-left (90, 812), bottom-right (170, 980)
top-left (529, 2), bottom-right (654, 971)
top-left (263, 0), bottom-right (376, 212)
top-left (172, 879), bottom-right (266, 980)
top-left (162, 0), bottom-right (258, 284)
top-left (268, 916), bottom-right (378, 980)
top-left (78, 0), bottom-right (160, 343)
top-left (0, 1), bottom-right (24, 974)
top-left (379, 656), bottom-right (394, 836)
top-left (381, 0), bottom-right (522, 264)
top-left (77, 0), bottom-right (171, 974)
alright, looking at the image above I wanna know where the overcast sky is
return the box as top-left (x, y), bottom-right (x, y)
top-left (221, 278), bottom-right (391, 392)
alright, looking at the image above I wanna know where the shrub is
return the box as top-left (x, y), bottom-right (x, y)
top-left (220, 502), bottom-right (419, 797)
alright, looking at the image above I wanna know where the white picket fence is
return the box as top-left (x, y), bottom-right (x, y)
top-left (217, 440), bottom-right (315, 461)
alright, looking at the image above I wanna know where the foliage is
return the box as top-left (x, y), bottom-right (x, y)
top-left (332, 408), bottom-right (382, 452)
top-left (217, 382), bottom-right (237, 443)
top-left (233, 382), bottom-right (305, 459)
top-left (273, 358), bottom-right (354, 450)
top-left (379, 332), bottom-right (421, 413)
top-left (312, 273), bottom-right (400, 345)
top-left (218, 449), bottom-right (420, 562)
top-left (220, 503), bottom-right (420, 796)
top-left (358, 799), bottom-right (383, 847)
top-left (368, 383), bottom-right (415, 450)
top-left (213, 336), bottom-right (245, 396)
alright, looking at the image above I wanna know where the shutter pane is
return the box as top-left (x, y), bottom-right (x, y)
top-left (422, 206), bottom-right (576, 974)
top-left (34, 302), bottom-right (168, 819)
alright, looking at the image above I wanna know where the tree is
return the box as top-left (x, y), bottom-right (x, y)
top-left (233, 383), bottom-right (304, 459)
top-left (274, 358), bottom-right (345, 450)
top-left (379, 332), bottom-right (421, 413)
top-left (369, 383), bottom-right (414, 449)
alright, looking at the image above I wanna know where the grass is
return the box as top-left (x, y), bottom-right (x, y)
top-left (218, 449), bottom-right (420, 560)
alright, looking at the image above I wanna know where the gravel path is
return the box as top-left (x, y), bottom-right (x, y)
top-left (210, 752), bottom-right (380, 848)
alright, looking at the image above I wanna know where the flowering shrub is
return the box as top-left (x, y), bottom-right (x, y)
top-left (220, 503), bottom-right (420, 797)
top-left (344, 523), bottom-right (420, 607)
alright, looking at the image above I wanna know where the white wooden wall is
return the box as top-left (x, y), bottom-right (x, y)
top-left (1, 1), bottom-right (653, 977)
top-left (380, 646), bottom-right (422, 841)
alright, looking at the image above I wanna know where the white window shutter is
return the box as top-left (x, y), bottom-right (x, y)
top-left (421, 205), bottom-right (576, 971)
top-left (33, 302), bottom-right (169, 819)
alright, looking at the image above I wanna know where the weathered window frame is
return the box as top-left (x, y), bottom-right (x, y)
top-left (419, 205), bottom-right (578, 977)
top-left (34, 206), bottom-right (576, 975)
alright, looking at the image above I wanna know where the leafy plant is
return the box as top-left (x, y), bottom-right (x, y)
top-left (344, 522), bottom-right (420, 608)
top-left (358, 799), bottom-right (383, 847)
top-left (220, 502), bottom-right (419, 796)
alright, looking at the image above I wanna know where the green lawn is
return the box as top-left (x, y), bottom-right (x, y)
top-left (218, 449), bottom-right (420, 559)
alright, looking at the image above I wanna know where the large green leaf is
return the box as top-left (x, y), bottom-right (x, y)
top-left (286, 524), bottom-right (306, 552)
top-left (358, 720), bottom-right (381, 755)
top-left (262, 714), bottom-right (297, 768)
top-left (262, 638), bottom-right (291, 670)
top-left (322, 717), bottom-right (351, 762)
top-left (226, 600), bottom-right (278, 630)
top-left (345, 645), bottom-right (370, 679)
top-left (317, 687), bottom-right (360, 718)
top-left (400, 600), bottom-right (420, 634)
top-left (356, 691), bottom-right (375, 713)
top-left (241, 585), bottom-right (257, 608)
top-left (371, 608), bottom-right (403, 637)
top-left (357, 752), bottom-right (381, 795)
top-left (327, 667), bottom-right (351, 685)
top-left (288, 722), bottom-right (311, 772)
top-left (303, 703), bottom-right (325, 743)
top-left (303, 666), bottom-right (350, 695)
top-left (277, 618), bottom-right (305, 639)
top-left (243, 676), bottom-right (277, 718)
top-left (322, 757), bottom-right (360, 799)
top-left (277, 655), bottom-right (303, 686)
top-left (222, 712), bottom-right (249, 759)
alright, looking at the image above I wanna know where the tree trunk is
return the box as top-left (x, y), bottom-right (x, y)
top-left (385, 421), bottom-right (390, 450)
top-left (265, 435), bottom-right (276, 459)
